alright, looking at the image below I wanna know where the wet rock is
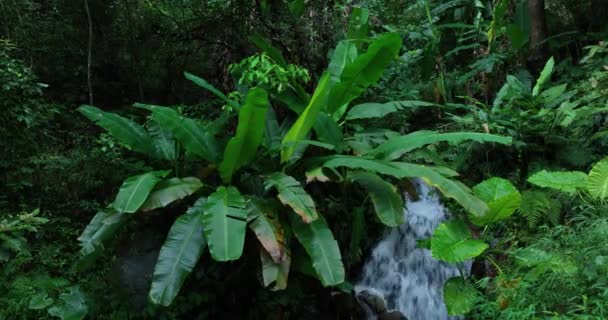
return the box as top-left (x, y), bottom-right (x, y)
top-left (357, 290), bottom-right (388, 314)
top-left (379, 310), bottom-right (408, 320)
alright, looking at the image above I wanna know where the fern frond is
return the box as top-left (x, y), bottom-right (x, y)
top-left (518, 191), bottom-right (561, 228)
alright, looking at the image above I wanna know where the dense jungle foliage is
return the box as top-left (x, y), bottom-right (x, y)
top-left (1, 0), bottom-right (608, 319)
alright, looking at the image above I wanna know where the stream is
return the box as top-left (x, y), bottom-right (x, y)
top-left (355, 180), bottom-right (465, 320)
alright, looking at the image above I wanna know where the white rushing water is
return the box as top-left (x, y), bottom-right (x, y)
top-left (355, 181), bottom-right (465, 320)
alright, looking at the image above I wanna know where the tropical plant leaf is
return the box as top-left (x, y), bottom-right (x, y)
top-left (112, 170), bottom-right (170, 213)
top-left (346, 7), bottom-right (370, 40)
top-left (290, 214), bottom-right (344, 286)
top-left (518, 191), bottom-right (561, 228)
top-left (431, 219), bottom-right (488, 263)
top-left (202, 186), bottom-right (247, 261)
top-left (345, 101), bottom-right (436, 120)
top-left (313, 112), bottom-right (344, 152)
top-left (77, 210), bottom-right (128, 256)
top-left (184, 72), bottom-right (239, 109)
top-left (134, 103), bottom-right (220, 163)
top-left (140, 177), bottom-right (203, 211)
top-left (370, 131), bottom-right (512, 161)
top-left (78, 105), bottom-right (154, 154)
top-left (219, 88), bottom-right (269, 182)
top-left (587, 157), bottom-right (608, 199)
top-left (29, 292), bottom-right (54, 310)
top-left (47, 286), bottom-right (88, 320)
top-left (527, 170), bottom-right (587, 193)
top-left (265, 172), bottom-right (318, 223)
top-left (260, 247), bottom-right (291, 291)
top-left (470, 177), bottom-right (521, 226)
top-left (532, 57), bottom-right (555, 96)
top-left (281, 73), bottom-right (331, 162)
top-left (328, 40), bottom-right (358, 83)
top-left (149, 210), bottom-right (207, 306)
top-left (443, 277), bottom-right (478, 316)
top-left (148, 122), bottom-right (177, 161)
top-left (348, 171), bottom-right (404, 227)
top-left (248, 34), bottom-right (288, 67)
top-left (247, 198), bottom-right (285, 263)
top-left (326, 32), bottom-right (402, 115)
top-left (313, 156), bottom-right (488, 216)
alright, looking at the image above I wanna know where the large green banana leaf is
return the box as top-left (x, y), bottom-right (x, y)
top-left (328, 40), bottom-right (358, 83)
top-left (265, 172), bottom-right (318, 223)
top-left (370, 131), bottom-right (512, 161)
top-left (281, 73), bottom-right (331, 163)
top-left (134, 103), bottom-right (220, 163)
top-left (260, 247), bottom-right (291, 291)
top-left (147, 122), bottom-right (177, 161)
top-left (346, 7), bottom-right (370, 40)
top-left (78, 210), bottom-right (128, 256)
top-left (149, 210), bottom-right (206, 306)
top-left (313, 113), bottom-right (344, 152)
top-left (312, 156), bottom-right (488, 216)
top-left (184, 72), bottom-right (239, 109)
top-left (532, 57), bottom-right (555, 96)
top-left (202, 186), bottom-right (247, 261)
top-left (219, 88), bottom-right (269, 182)
top-left (431, 219), bottom-right (488, 263)
top-left (345, 100), bottom-right (436, 120)
top-left (78, 105), bottom-right (154, 155)
top-left (112, 170), bottom-right (170, 213)
top-left (348, 171), bottom-right (404, 227)
top-left (326, 33), bottom-right (402, 116)
top-left (247, 198), bottom-right (285, 263)
top-left (140, 177), bottom-right (203, 211)
top-left (290, 214), bottom-right (344, 286)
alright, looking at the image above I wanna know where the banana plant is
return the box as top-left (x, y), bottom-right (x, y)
top-left (75, 8), bottom-right (513, 307)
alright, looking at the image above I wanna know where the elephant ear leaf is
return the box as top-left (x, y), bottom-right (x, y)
top-left (78, 105), bottom-right (154, 155)
top-left (219, 88), bottom-right (270, 182)
top-left (140, 177), bottom-right (203, 211)
top-left (431, 219), bottom-right (488, 263)
top-left (470, 177), bottom-right (521, 226)
top-left (527, 170), bottom-right (587, 193)
top-left (443, 277), bottom-right (478, 316)
top-left (587, 157), bottom-right (608, 199)
top-left (265, 172), bottom-right (318, 223)
top-left (348, 171), bottom-right (404, 227)
top-left (149, 210), bottom-right (207, 306)
top-left (202, 186), bottom-right (248, 261)
top-left (112, 170), bottom-right (170, 213)
top-left (47, 286), bottom-right (88, 320)
top-left (290, 214), bottom-right (344, 286)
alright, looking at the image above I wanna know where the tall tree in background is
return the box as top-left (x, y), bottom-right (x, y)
top-left (528, 0), bottom-right (548, 74)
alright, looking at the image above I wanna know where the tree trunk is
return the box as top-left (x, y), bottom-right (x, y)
top-left (84, 0), bottom-right (94, 105)
top-left (528, 0), bottom-right (548, 74)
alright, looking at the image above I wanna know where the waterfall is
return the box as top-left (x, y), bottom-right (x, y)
top-left (355, 181), bottom-right (466, 320)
